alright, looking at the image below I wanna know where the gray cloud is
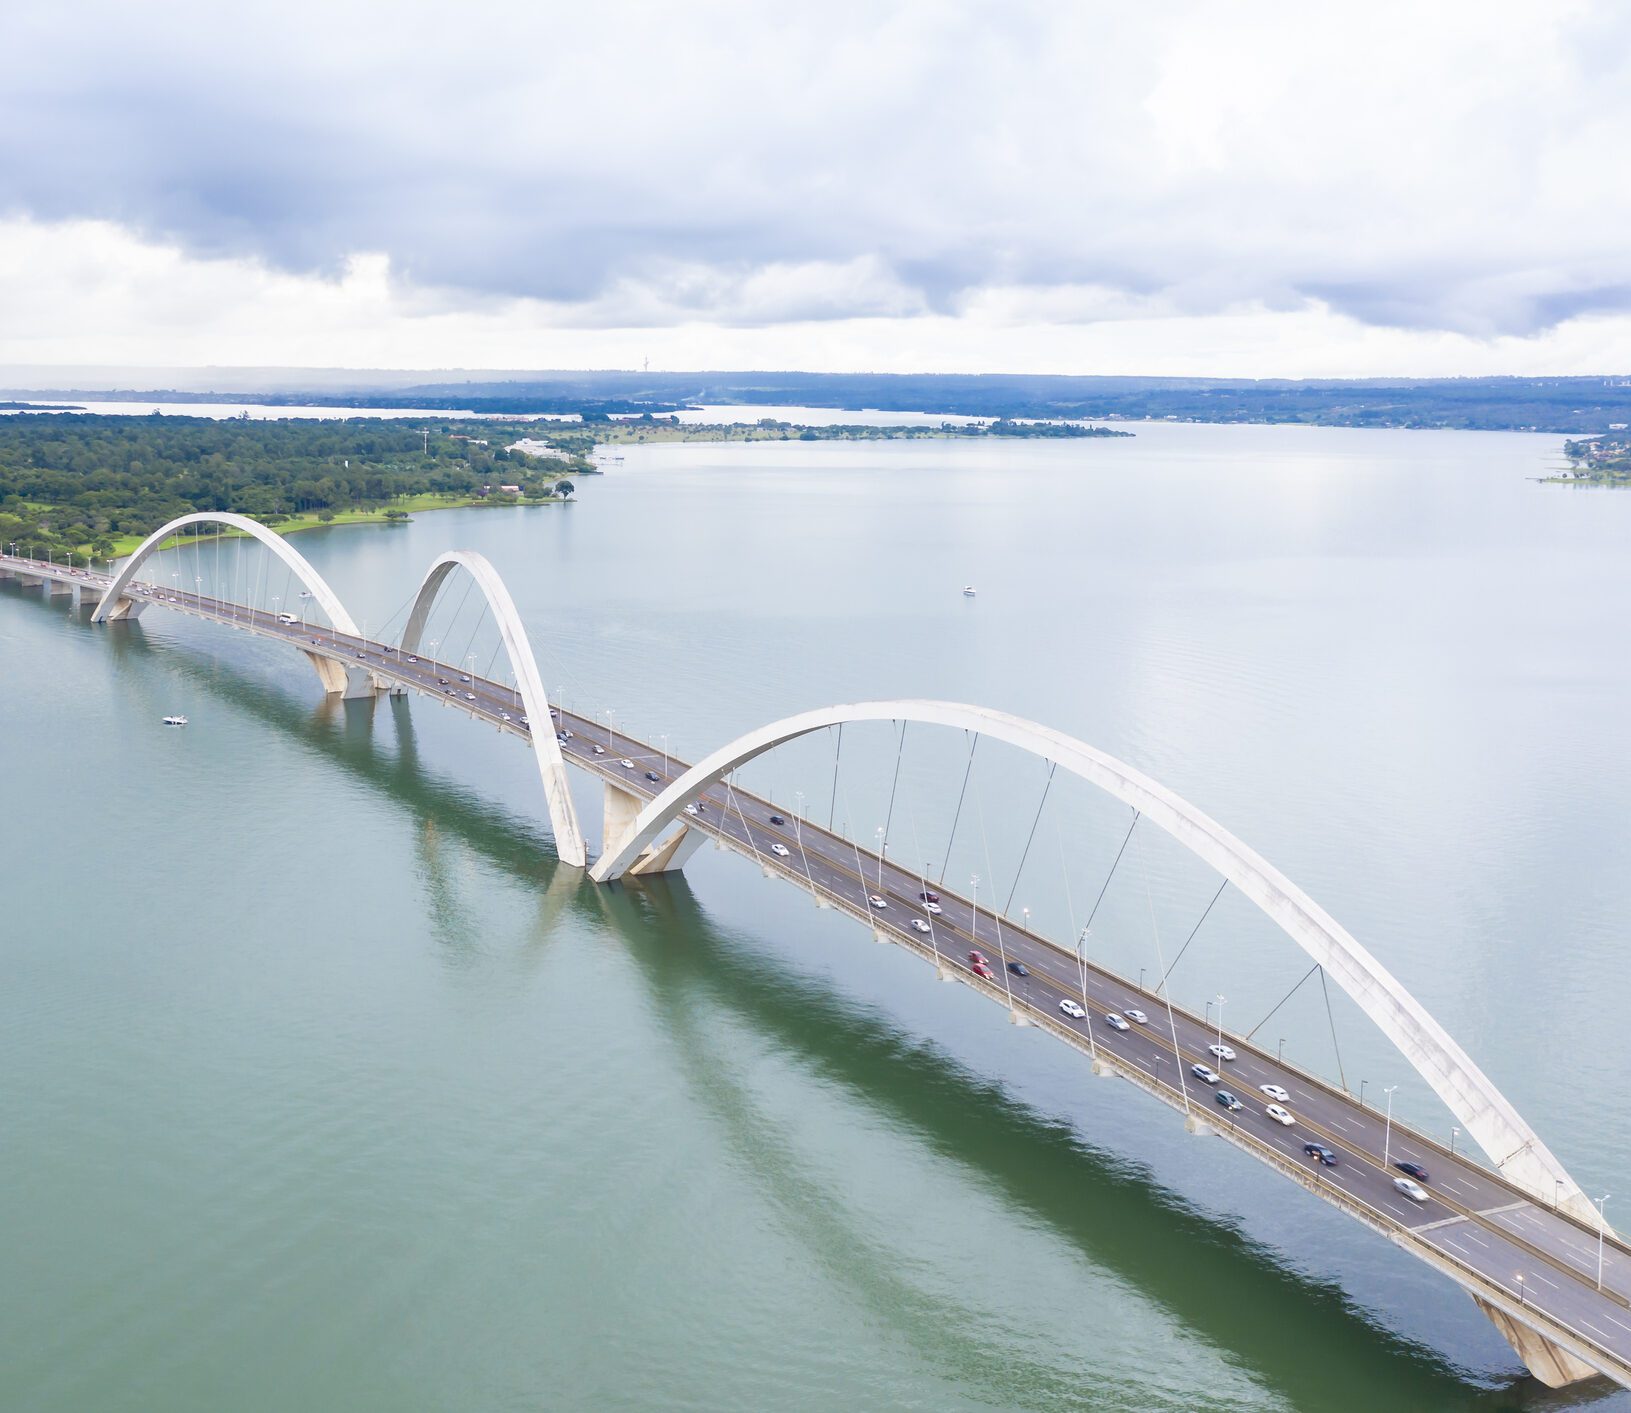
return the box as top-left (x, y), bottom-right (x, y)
top-left (5, 0), bottom-right (1631, 337)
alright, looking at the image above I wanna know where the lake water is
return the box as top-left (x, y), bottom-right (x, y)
top-left (1, 422), bottom-right (1626, 1411)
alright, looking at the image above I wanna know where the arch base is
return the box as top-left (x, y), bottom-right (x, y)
top-left (1472, 1295), bottom-right (1601, 1388)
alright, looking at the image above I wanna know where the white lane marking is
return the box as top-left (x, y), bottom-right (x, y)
top-left (1441, 1237), bottom-right (1470, 1257)
top-left (1605, 1314), bottom-right (1631, 1335)
top-left (1438, 1178), bottom-right (1471, 1195)
top-left (1324, 1117), bottom-right (1353, 1133)
top-left (1581, 1320), bottom-right (1612, 1341)
top-left (1527, 1270), bottom-right (1561, 1291)
top-left (1461, 1230), bottom-right (1489, 1249)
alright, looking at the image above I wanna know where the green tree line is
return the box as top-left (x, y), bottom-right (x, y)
top-left (0, 414), bottom-right (583, 558)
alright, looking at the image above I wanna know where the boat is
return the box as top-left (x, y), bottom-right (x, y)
top-left (962, 585), bottom-right (977, 596)
top-left (161, 715), bottom-right (188, 727)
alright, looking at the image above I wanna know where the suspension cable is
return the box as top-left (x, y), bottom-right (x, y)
top-left (1135, 826), bottom-right (1192, 1114)
top-left (1085, 807), bottom-right (1139, 934)
top-left (881, 720), bottom-right (907, 852)
top-left (827, 723), bottom-right (842, 832)
top-left (1319, 966), bottom-right (1349, 1092)
top-left (939, 731), bottom-right (979, 886)
top-left (1156, 878), bottom-right (1228, 995)
top-left (1004, 759), bottom-right (1056, 915)
top-left (1245, 960), bottom-right (1320, 1040)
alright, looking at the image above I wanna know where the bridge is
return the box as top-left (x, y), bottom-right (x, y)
top-left (4, 514), bottom-right (1629, 1391)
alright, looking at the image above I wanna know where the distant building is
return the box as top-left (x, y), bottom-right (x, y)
top-left (498, 484), bottom-right (522, 495)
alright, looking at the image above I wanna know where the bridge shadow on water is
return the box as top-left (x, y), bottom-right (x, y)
top-left (77, 607), bottom-right (1622, 1412)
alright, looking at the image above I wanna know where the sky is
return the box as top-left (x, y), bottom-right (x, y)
top-left (3, 0), bottom-right (1631, 379)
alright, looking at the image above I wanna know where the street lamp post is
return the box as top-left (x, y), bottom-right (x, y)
top-left (1451, 1126), bottom-right (1460, 1158)
top-left (1383, 1085), bottom-right (1399, 1169)
top-left (876, 827), bottom-right (886, 888)
top-left (1360, 1079), bottom-right (1368, 1108)
top-left (1138, 966), bottom-right (1146, 992)
top-left (660, 733), bottom-right (669, 776)
top-left (1278, 1037), bottom-right (1286, 1064)
top-left (1214, 994), bottom-right (1226, 1061)
top-left (1516, 1274), bottom-right (1526, 1308)
top-left (1072, 925), bottom-right (1098, 1060)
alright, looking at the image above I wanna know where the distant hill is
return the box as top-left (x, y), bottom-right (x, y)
top-left (5, 370), bottom-right (1631, 432)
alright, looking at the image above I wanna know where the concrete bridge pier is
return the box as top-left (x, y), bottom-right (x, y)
top-left (1472, 1296), bottom-right (1600, 1389)
top-left (628, 826), bottom-right (705, 877)
top-left (603, 780), bottom-right (645, 862)
top-left (604, 780), bottom-right (704, 876)
top-left (48, 578), bottom-right (74, 597)
top-left (98, 594), bottom-right (146, 620)
top-left (302, 651), bottom-right (377, 699)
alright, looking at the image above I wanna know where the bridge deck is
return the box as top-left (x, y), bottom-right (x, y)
top-left (6, 550), bottom-right (1628, 1387)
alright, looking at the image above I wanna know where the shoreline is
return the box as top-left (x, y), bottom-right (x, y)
top-left (101, 493), bottom-right (569, 559)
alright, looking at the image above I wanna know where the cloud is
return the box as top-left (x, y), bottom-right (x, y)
top-left (2, 0), bottom-right (1631, 367)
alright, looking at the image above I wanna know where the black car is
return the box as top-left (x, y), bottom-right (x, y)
top-left (437, 677), bottom-right (450, 685)
top-left (1006, 961), bottom-right (1028, 976)
top-left (645, 770), bottom-right (660, 782)
top-left (1303, 1142), bottom-right (1338, 1166)
top-left (769, 814), bottom-right (786, 826)
top-left (1394, 1161), bottom-right (1430, 1183)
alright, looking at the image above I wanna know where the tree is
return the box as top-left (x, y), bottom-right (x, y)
top-left (318, 510), bottom-right (336, 523)
top-left (554, 480), bottom-right (575, 498)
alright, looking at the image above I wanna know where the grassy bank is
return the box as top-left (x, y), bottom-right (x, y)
top-left (97, 491), bottom-right (567, 557)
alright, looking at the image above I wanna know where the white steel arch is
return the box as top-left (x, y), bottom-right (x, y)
top-left (400, 551), bottom-right (587, 869)
top-left (592, 698), bottom-right (1598, 1223)
top-left (92, 512), bottom-right (361, 634)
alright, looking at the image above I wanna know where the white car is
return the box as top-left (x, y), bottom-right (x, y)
top-left (1264, 1104), bottom-right (1294, 1127)
top-left (619, 758), bottom-right (635, 769)
top-left (924, 901), bottom-right (943, 915)
top-left (770, 843), bottom-right (791, 857)
top-left (464, 692), bottom-right (477, 701)
top-left (1393, 1176), bottom-right (1430, 1204)
top-left (1191, 1064), bottom-right (1221, 1085)
top-left (868, 895), bottom-right (888, 909)
top-left (1125, 1008), bottom-right (1148, 1025)
top-left (684, 803), bottom-right (699, 817)
top-left (500, 711), bottom-right (511, 721)
top-left (1059, 999), bottom-right (1086, 1020)
top-left (1259, 1084), bottom-right (1290, 1103)
top-left (1209, 1044), bottom-right (1237, 1062)
top-left (1105, 1013), bottom-right (1130, 1031)
top-left (910, 919), bottom-right (931, 933)
top-left (592, 745), bottom-right (606, 755)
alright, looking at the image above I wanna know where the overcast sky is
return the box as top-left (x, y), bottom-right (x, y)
top-left (4, 0), bottom-right (1630, 377)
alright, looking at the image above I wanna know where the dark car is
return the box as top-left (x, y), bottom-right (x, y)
top-left (1395, 1161), bottom-right (1430, 1183)
top-left (1214, 1090), bottom-right (1243, 1111)
top-left (437, 677), bottom-right (450, 685)
top-left (769, 814), bottom-right (786, 826)
top-left (920, 890), bottom-right (940, 903)
top-left (645, 770), bottom-right (660, 782)
top-left (1007, 961), bottom-right (1028, 977)
top-left (1303, 1143), bottom-right (1338, 1166)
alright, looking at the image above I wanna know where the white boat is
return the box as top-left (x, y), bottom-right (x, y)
top-left (162, 715), bottom-right (188, 727)
top-left (962, 585), bottom-right (977, 596)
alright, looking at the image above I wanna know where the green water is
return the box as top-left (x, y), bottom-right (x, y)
top-left (2, 422), bottom-right (1627, 1410)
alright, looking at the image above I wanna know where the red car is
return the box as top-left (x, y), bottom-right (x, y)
top-left (972, 961), bottom-right (995, 979)
top-left (969, 950), bottom-right (988, 966)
